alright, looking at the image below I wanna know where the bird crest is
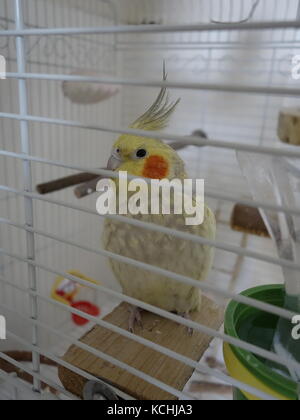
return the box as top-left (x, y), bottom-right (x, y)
top-left (130, 64), bottom-right (181, 132)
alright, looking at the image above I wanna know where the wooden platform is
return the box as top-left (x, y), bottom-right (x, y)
top-left (59, 298), bottom-right (224, 400)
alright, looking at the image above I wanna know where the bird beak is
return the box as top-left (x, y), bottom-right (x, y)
top-left (107, 155), bottom-right (122, 171)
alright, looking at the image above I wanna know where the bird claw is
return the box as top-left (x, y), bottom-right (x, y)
top-left (179, 312), bottom-right (194, 336)
top-left (128, 306), bottom-right (143, 333)
top-left (187, 327), bottom-right (194, 336)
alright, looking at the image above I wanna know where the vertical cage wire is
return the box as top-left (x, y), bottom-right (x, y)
top-left (13, 0), bottom-right (40, 392)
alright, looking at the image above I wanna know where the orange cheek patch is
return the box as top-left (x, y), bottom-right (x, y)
top-left (143, 155), bottom-right (169, 179)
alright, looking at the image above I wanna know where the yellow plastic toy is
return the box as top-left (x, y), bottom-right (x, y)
top-left (51, 271), bottom-right (101, 326)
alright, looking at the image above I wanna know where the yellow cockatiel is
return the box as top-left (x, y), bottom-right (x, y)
top-left (103, 69), bottom-right (216, 332)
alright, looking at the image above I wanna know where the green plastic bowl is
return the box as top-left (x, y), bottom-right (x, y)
top-left (224, 284), bottom-right (299, 400)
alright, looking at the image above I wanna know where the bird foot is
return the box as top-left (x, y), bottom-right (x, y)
top-left (128, 306), bottom-right (143, 333)
top-left (179, 312), bottom-right (194, 336)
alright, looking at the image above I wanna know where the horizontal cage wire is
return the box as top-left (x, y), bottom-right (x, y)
top-left (0, 0), bottom-right (299, 401)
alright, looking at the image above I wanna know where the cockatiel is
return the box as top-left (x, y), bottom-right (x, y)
top-left (103, 69), bottom-right (216, 332)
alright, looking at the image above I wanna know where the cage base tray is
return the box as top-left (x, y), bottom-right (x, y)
top-left (58, 298), bottom-right (224, 400)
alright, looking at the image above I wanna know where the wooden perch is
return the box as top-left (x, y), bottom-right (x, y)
top-left (74, 176), bottom-right (103, 199)
top-left (231, 204), bottom-right (270, 238)
top-left (278, 108), bottom-right (300, 146)
top-left (166, 142), bottom-right (192, 151)
top-left (166, 130), bottom-right (208, 151)
top-left (36, 172), bottom-right (99, 195)
top-left (59, 298), bottom-right (224, 400)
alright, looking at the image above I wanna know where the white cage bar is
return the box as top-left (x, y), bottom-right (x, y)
top-left (13, 0), bottom-right (40, 393)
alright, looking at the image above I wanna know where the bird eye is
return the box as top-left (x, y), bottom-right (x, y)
top-left (115, 148), bottom-right (120, 154)
top-left (135, 149), bottom-right (147, 159)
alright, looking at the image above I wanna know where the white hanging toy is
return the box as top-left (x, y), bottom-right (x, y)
top-left (62, 70), bottom-right (120, 105)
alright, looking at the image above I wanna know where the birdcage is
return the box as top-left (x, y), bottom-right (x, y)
top-left (0, 0), bottom-right (299, 401)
